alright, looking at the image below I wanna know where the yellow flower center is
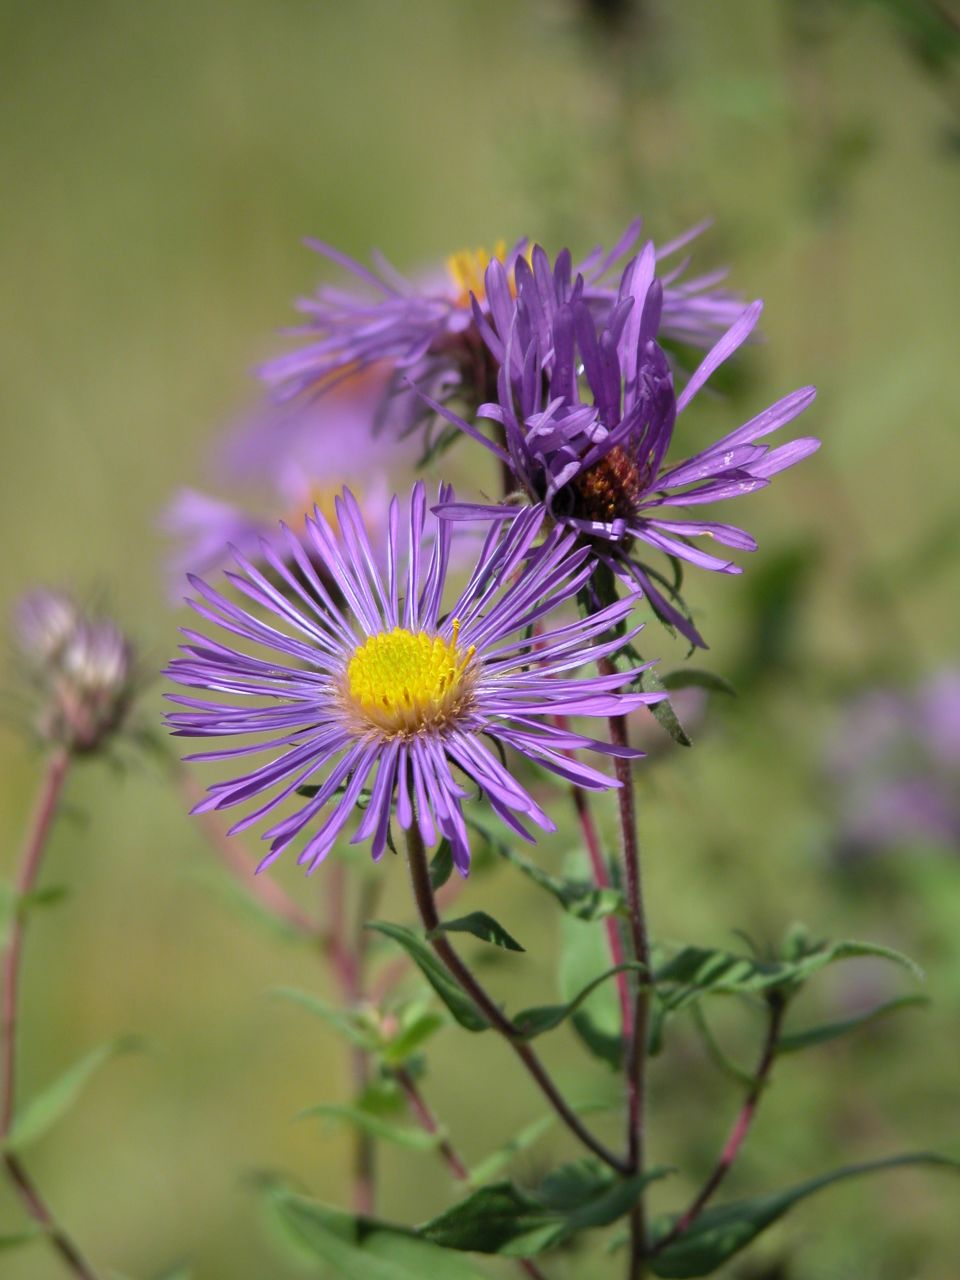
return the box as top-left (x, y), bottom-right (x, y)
top-left (446, 240), bottom-right (510, 309)
top-left (343, 622), bottom-right (476, 737)
top-left (291, 483), bottom-right (342, 531)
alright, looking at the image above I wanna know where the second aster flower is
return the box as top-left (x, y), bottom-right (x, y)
top-left (166, 483), bottom-right (664, 875)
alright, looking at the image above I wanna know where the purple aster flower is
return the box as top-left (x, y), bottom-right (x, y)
top-left (428, 240), bottom-right (818, 647)
top-left (165, 482), bottom-right (664, 876)
top-left (162, 375), bottom-right (411, 593)
top-left (257, 221), bottom-right (744, 441)
top-left (828, 671), bottom-right (960, 857)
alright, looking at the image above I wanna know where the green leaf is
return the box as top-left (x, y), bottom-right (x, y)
top-left (653, 936), bottom-right (923, 1021)
top-left (0, 1229), bottom-right (40, 1251)
top-left (660, 669), bottom-right (735, 697)
top-left (0, 883), bottom-right (71, 946)
top-left (300, 1103), bottom-right (443, 1152)
top-left (650, 1154), bottom-right (960, 1277)
top-left (4, 1036), bottom-right (142, 1153)
top-left (381, 1007), bottom-right (447, 1067)
top-left (777, 994), bottom-right (929, 1054)
top-left (421, 1158), bottom-right (669, 1256)
top-left (187, 864), bottom-right (307, 943)
top-left (434, 910), bottom-right (524, 953)
top-left (468, 1114), bottom-right (556, 1186)
top-left (269, 1191), bottom-right (490, 1279)
top-left (615, 639), bottom-right (692, 747)
top-left (367, 922), bottom-right (489, 1032)
top-left (514, 962), bottom-right (643, 1041)
top-left (472, 819), bottom-right (625, 921)
top-left (428, 839), bottom-right (454, 891)
top-left (272, 987), bottom-right (380, 1050)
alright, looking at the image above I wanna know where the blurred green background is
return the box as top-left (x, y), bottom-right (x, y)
top-left (1, 1), bottom-right (958, 1277)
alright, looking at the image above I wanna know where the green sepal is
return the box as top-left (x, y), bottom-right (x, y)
top-left (649, 1154), bottom-right (960, 1277)
top-left (3, 1036), bottom-right (143, 1153)
top-left (432, 910), bottom-right (525, 953)
top-left (366, 922), bottom-right (489, 1032)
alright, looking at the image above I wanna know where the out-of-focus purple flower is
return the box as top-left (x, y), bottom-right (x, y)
top-left (12, 590), bottom-right (135, 753)
top-left (165, 482), bottom-right (665, 876)
top-left (828, 670), bottom-right (960, 856)
top-left (257, 221), bottom-right (745, 439)
top-left (162, 375), bottom-right (410, 595)
top-left (429, 240), bottom-right (818, 647)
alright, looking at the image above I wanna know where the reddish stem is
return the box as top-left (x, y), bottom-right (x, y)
top-left (651, 994), bottom-right (786, 1254)
top-left (394, 1066), bottom-right (549, 1280)
top-left (1, 748), bottom-right (100, 1279)
top-left (181, 773), bottom-right (318, 938)
top-left (403, 821), bottom-right (628, 1175)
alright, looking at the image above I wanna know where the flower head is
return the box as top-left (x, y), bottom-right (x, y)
top-left (166, 483), bottom-right (663, 875)
top-left (13, 590), bottom-right (136, 753)
top-left (257, 221), bottom-right (745, 442)
top-left (432, 240), bottom-right (818, 647)
top-left (162, 374), bottom-right (410, 593)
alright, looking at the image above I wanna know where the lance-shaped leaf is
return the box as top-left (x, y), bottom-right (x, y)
top-left (650, 1154), bottom-right (960, 1278)
top-left (421, 1158), bottom-right (669, 1256)
top-left (0, 883), bottom-right (71, 947)
top-left (272, 987), bottom-right (381, 1050)
top-left (653, 937), bottom-right (922, 1019)
top-left (514, 962), bottom-right (644, 1040)
top-left (3, 1036), bottom-right (143, 1153)
top-left (777, 993), bottom-right (930, 1055)
top-left (660, 669), bottom-right (736, 697)
top-left (468, 1115), bottom-right (556, 1187)
top-left (0, 1229), bottom-right (40, 1251)
top-left (614, 637), bottom-right (692, 747)
top-left (300, 1103), bottom-right (443, 1152)
top-left (465, 814), bottom-right (626, 921)
top-left (269, 1190), bottom-right (490, 1279)
top-left (367, 922), bottom-right (489, 1032)
top-left (380, 1004), bottom-right (447, 1067)
top-left (432, 911), bottom-right (525, 953)
top-left (428, 838), bottom-right (454, 891)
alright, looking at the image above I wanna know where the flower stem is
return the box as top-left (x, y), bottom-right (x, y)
top-left (403, 822), bottom-right (628, 1175)
top-left (393, 1066), bottom-right (549, 1280)
top-left (651, 992), bottom-right (786, 1256)
top-left (1, 748), bottom-right (100, 1280)
top-left (598, 671), bottom-right (652, 1280)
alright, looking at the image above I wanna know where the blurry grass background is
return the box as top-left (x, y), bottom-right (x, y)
top-left (1, 1), bottom-right (958, 1277)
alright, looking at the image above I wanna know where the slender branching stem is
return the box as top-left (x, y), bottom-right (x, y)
top-left (597, 662), bottom-right (652, 1280)
top-left (1, 748), bottom-right (100, 1280)
top-left (403, 821), bottom-right (629, 1175)
top-left (394, 1066), bottom-right (549, 1280)
top-left (651, 993), bottom-right (786, 1256)
top-left (180, 773), bottom-right (318, 937)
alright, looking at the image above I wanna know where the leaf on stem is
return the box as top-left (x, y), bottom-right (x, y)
top-left (366, 922), bottom-right (490, 1032)
top-left (776, 994), bottom-right (930, 1054)
top-left (514, 962), bottom-right (644, 1041)
top-left (649, 1154), bottom-right (960, 1277)
top-left (428, 838), bottom-right (454, 890)
top-left (3, 1036), bottom-right (143, 1153)
top-left (267, 1189), bottom-right (490, 1279)
top-left (660, 669), bottom-right (736, 697)
top-left (421, 1158), bottom-right (670, 1256)
top-left (299, 1103), bottom-right (444, 1152)
top-left (432, 910), bottom-right (525, 953)
top-left (272, 987), bottom-right (381, 1050)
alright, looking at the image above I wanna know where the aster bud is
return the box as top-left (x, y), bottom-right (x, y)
top-left (12, 589), bottom-right (136, 754)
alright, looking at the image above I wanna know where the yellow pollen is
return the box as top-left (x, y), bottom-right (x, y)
top-left (446, 240), bottom-right (510, 309)
top-left (344, 622), bottom-right (475, 737)
top-left (287, 483), bottom-right (344, 532)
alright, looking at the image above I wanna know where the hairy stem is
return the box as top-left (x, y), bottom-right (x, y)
top-left (403, 822), bottom-right (628, 1174)
top-left (1, 748), bottom-right (100, 1279)
top-left (598, 665), bottom-right (652, 1280)
top-left (651, 993), bottom-right (786, 1255)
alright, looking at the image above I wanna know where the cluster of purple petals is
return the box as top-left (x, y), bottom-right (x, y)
top-left (427, 238), bottom-right (818, 647)
top-left (828, 670), bottom-right (960, 856)
top-left (256, 221), bottom-right (747, 435)
top-left (166, 483), bottom-right (665, 875)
